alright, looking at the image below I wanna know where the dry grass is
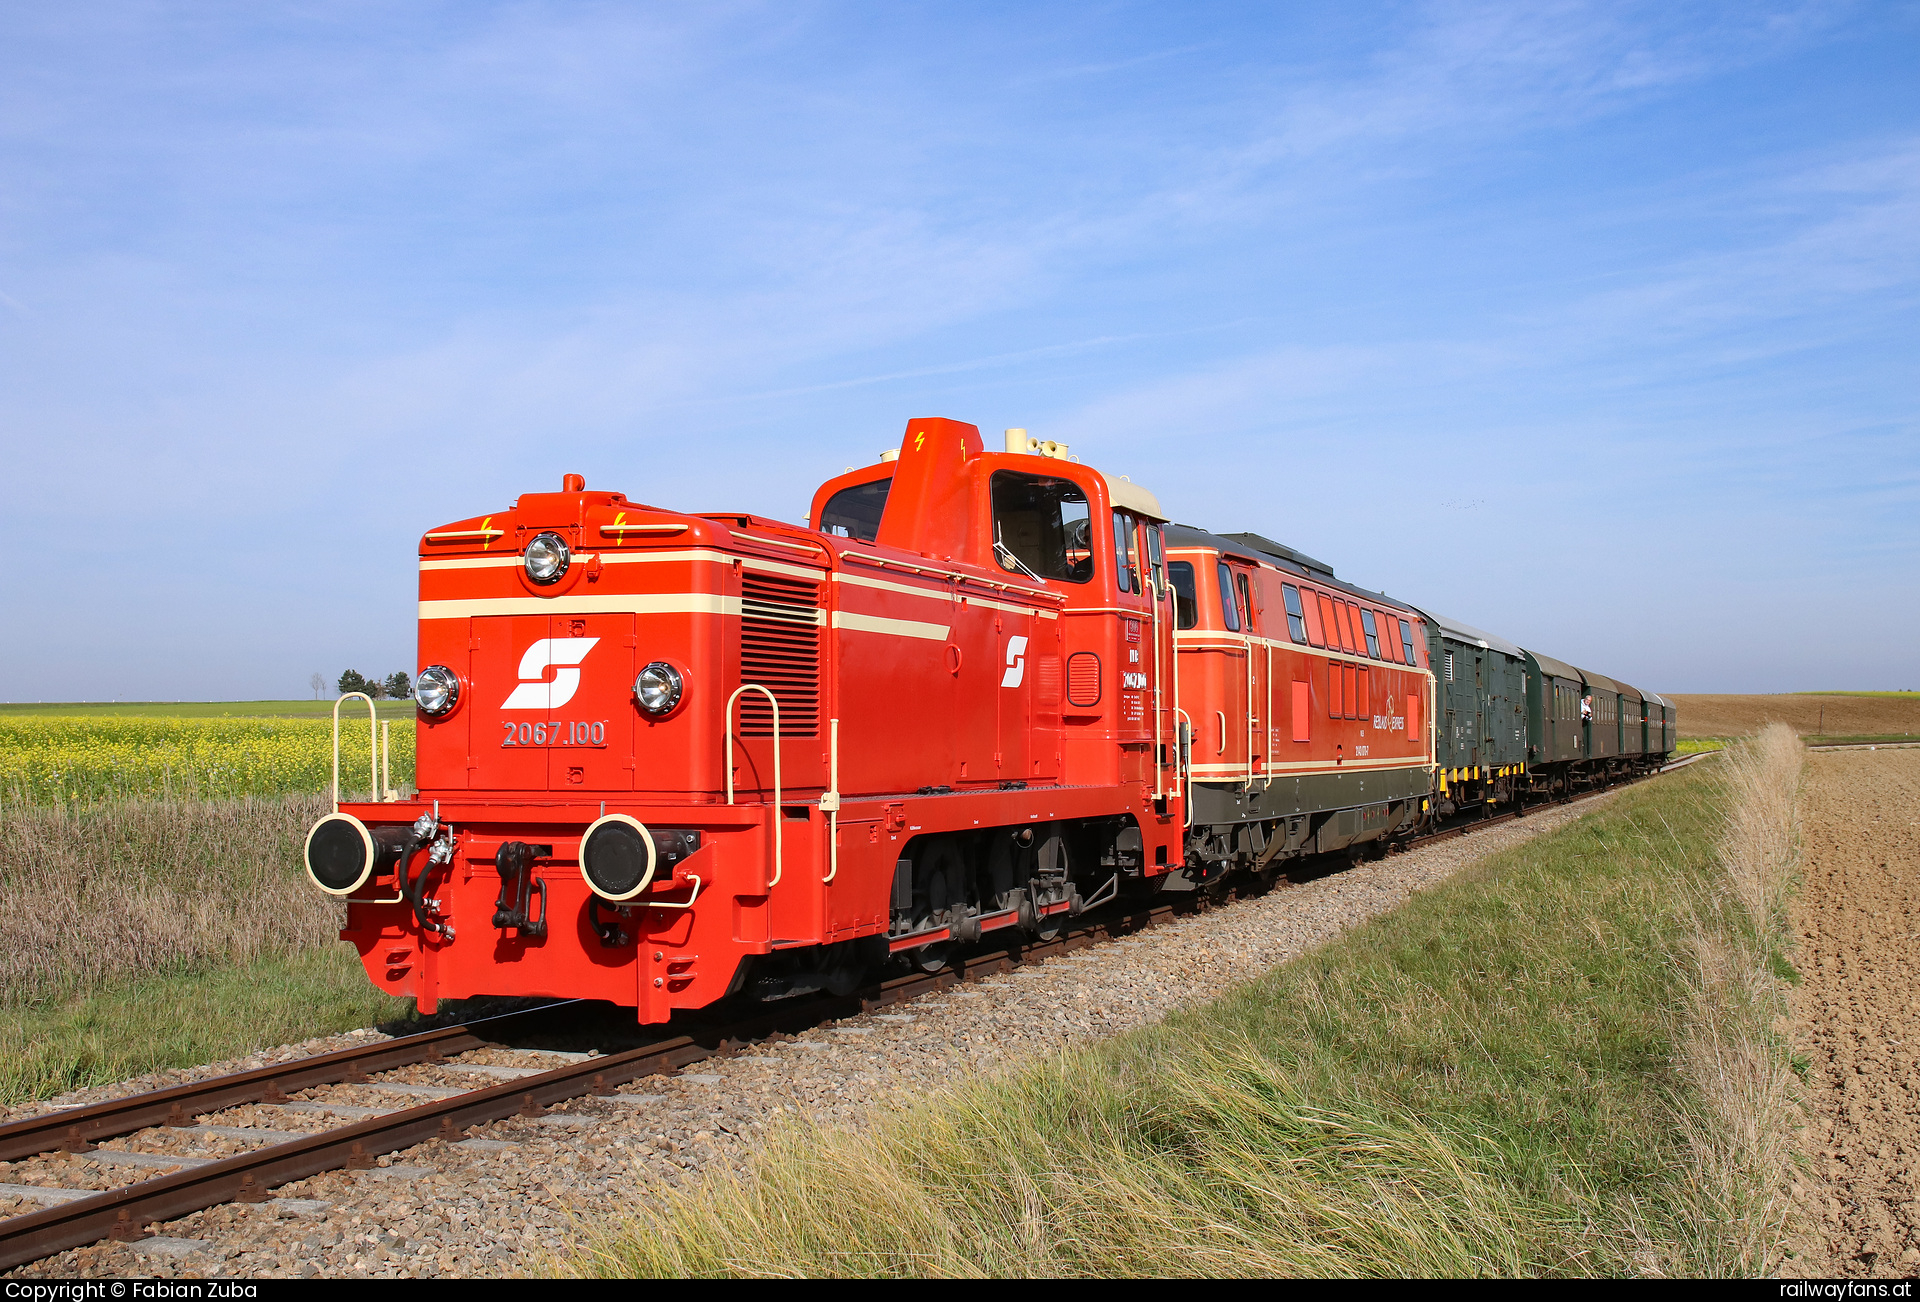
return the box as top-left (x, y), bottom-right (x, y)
top-left (1668, 722), bottom-right (1803, 1275)
top-left (0, 793), bottom-right (406, 1102)
top-left (0, 794), bottom-right (344, 1004)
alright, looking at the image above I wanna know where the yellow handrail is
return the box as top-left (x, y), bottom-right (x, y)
top-left (724, 684), bottom-right (783, 889)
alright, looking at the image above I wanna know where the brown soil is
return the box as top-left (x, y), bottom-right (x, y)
top-left (1671, 694), bottom-right (1920, 741)
top-left (1787, 749), bottom-right (1920, 1276)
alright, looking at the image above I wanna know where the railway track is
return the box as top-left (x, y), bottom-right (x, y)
top-left (0, 768), bottom-right (1665, 1272)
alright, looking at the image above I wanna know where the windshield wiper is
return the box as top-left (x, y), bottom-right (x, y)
top-left (994, 540), bottom-right (1045, 583)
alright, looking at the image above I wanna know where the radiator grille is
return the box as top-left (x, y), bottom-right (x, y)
top-left (739, 572), bottom-right (821, 737)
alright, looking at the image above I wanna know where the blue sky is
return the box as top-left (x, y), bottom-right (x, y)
top-left (1, 1), bottom-right (1914, 699)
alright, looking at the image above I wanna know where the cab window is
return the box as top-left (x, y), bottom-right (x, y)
top-left (1398, 618), bottom-right (1417, 664)
top-left (990, 472), bottom-right (1092, 584)
top-left (1169, 561), bottom-right (1198, 629)
top-left (1112, 512), bottom-right (1138, 594)
top-left (1281, 584), bottom-right (1308, 643)
top-left (1215, 562), bottom-right (1240, 632)
top-left (1360, 609), bottom-right (1381, 658)
top-left (819, 478), bottom-right (891, 543)
top-left (1235, 572), bottom-right (1254, 632)
top-left (1144, 524), bottom-right (1165, 593)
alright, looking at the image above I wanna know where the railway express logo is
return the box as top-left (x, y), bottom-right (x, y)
top-left (501, 637), bottom-right (600, 710)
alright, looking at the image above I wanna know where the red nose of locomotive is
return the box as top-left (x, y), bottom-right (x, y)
top-left (314, 475), bottom-right (804, 1018)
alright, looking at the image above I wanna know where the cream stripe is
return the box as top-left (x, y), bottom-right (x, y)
top-left (1175, 630), bottom-right (1435, 680)
top-left (831, 611), bottom-right (951, 642)
top-left (832, 571), bottom-right (1058, 620)
top-left (419, 549), bottom-right (824, 581)
top-left (419, 555), bottom-right (523, 571)
top-left (419, 593), bottom-right (740, 620)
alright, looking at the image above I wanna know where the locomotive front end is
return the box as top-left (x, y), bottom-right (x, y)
top-left (312, 477), bottom-right (832, 1022)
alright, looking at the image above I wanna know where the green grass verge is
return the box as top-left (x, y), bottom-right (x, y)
top-left (569, 754), bottom-right (1788, 1277)
top-left (1676, 737), bottom-right (1727, 754)
top-left (1803, 734), bottom-right (1918, 745)
top-left (0, 699), bottom-right (417, 719)
top-left (0, 947), bottom-right (411, 1105)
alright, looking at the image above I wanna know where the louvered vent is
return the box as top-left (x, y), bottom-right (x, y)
top-left (739, 572), bottom-right (821, 737)
top-left (1067, 652), bottom-right (1102, 707)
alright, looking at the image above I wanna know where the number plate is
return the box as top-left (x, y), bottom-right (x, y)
top-left (500, 720), bottom-right (609, 748)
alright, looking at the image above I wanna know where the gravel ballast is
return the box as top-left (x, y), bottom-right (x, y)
top-left (6, 796), bottom-right (1613, 1279)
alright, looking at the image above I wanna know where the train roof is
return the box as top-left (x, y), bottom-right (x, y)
top-left (1575, 667), bottom-right (1620, 694)
top-left (1526, 649), bottom-right (1583, 682)
top-left (1163, 524), bottom-right (1415, 612)
top-left (1414, 609), bottom-right (1525, 659)
top-left (1613, 680), bottom-right (1646, 703)
top-left (1216, 532), bottom-right (1338, 581)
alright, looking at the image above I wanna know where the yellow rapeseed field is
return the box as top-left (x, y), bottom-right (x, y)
top-left (0, 716), bottom-right (415, 804)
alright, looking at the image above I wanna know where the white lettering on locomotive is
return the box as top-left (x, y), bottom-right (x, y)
top-left (500, 637), bottom-right (600, 710)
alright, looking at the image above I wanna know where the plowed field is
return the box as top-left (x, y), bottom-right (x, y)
top-left (1668, 694), bottom-right (1920, 740)
top-left (1788, 749), bottom-right (1920, 1276)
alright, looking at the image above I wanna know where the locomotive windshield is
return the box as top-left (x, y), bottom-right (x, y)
top-left (820, 477), bottom-right (892, 543)
top-left (990, 471), bottom-right (1092, 583)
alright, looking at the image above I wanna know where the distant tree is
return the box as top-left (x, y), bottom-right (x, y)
top-left (337, 670), bottom-right (368, 697)
top-left (384, 671), bottom-right (413, 700)
top-left (367, 678), bottom-right (386, 700)
top-left (309, 672), bottom-right (324, 700)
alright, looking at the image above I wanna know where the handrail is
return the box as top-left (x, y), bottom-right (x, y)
top-left (737, 532), bottom-right (831, 560)
top-left (821, 717), bottom-right (842, 883)
top-left (332, 693), bottom-right (379, 805)
top-left (835, 548), bottom-right (1066, 605)
top-left (1174, 707), bottom-right (1195, 829)
top-left (724, 684), bottom-right (783, 889)
top-left (642, 873), bottom-right (703, 911)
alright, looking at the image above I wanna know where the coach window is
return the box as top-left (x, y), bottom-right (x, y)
top-left (1301, 588), bottom-right (1325, 645)
top-left (1398, 618), bottom-right (1417, 665)
top-left (1215, 562), bottom-right (1240, 632)
top-left (1169, 562), bottom-right (1198, 629)
top-left (1112, 512), bottom-right (1138, 595)
top-left (1281, 584), bottom-right (1308, 643)
top-left (1360, 609), bottom-right (1381, 658)
top-left (819, 477), bottom-right (891, 543)
top-left (990, 472), bottom-right (1092, 584)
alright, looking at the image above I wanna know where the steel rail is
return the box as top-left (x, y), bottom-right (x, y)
top-left (0, 764), bottom-right (1671, 1271)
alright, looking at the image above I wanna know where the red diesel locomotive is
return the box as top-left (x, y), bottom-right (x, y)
top-left (304, 419), bottom-right (1439, 1022)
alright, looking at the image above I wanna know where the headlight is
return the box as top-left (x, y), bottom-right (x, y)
top-left (416, 665), bottom-right (461, 715)
top-left (633, 662), bottom-right (684, 714)
top-left (525, 532), bottom-right (570, 584)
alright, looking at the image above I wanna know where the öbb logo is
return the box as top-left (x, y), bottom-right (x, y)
top-left (1001, 636), bottom-right (1028, 688)
top-left (501, 638), bottom-right (599, 710)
